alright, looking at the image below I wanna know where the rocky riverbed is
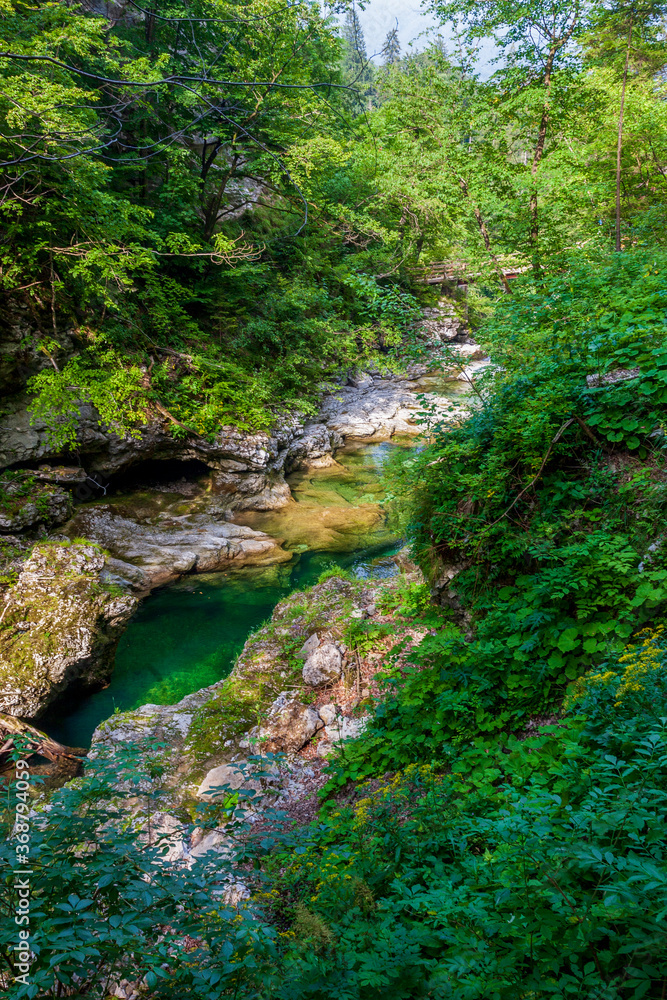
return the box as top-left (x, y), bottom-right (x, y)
top-left (0, 354), bottom-right (479, 488)
top-left (87, 560), bottom-right (428, 860)
top-left (0, 332), bottom-right (485, 724)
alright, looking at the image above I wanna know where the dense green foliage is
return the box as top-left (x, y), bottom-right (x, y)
top-left (283, 252), bottom-right (667, 995)
top-left (0, 0), bottom-right (418, 439)
top-left (3, 625), bottom-right (666, 998)
top-left (270, 250), bottom-right (667, 996)
top-left (1, 746), bottom-right (287, 997)
top-left (4, 0), bottom-right (667, 996)
top-left (271, 644), bottom-right (667, 998)
top-left (6, 0), bottom-right (667, 441)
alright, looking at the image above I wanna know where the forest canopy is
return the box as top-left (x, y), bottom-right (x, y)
top-left (4, 2), bottom-right (667, 998)
top-left (3, 0), bottom-right (667, 441)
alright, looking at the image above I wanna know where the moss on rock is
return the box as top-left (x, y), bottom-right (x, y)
top-left (0, 540), bottom-right (137, 718)
top-left (185, 575), bottom-right (360, 768)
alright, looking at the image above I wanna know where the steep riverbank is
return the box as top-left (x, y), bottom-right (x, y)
top-left (0, 356), bottom-right (482, 730)
top-left (85, 558), bottom-right (426, 850)
top-left (43, 441), bottom-right (408, 749)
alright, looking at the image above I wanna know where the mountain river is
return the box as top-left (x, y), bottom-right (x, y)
top-left (44, 373), bottom-right (473, 749)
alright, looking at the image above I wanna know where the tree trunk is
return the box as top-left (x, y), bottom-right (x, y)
top-left (616, 19), bottom-right (633, 252)
top-left (202, 153), bottom-right (239, 240)
top-left (529, 45), bottom-right (557, 273)
top-left (145, 8), bottom-right (156, 46)
top-left (458, 176), bottom-right (512, 293)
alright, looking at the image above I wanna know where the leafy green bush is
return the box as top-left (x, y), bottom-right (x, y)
top-left (343, 618), bottom-right (395, 657)
top-left (339, 250), bottom-right (667, 780)
top-left (280, 725), bottom-right (667, 998)
top-left (0, 745), bottom-right (285, 999)
top-left (376, 579), bottom-right (435, 618)
top-left (265, 636), bottom-right (667, 998)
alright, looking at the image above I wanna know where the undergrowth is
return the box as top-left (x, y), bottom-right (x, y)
top-left (4, 250), bottom-right (667, 998)
top-left (270, 250), bottom-right (667, 997)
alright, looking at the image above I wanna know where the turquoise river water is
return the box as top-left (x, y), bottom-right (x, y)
top-left (43, 440), bottom-right (408, 749)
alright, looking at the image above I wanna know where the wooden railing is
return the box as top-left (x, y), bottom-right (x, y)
top-left (407, 260), bottom-right (527, 285)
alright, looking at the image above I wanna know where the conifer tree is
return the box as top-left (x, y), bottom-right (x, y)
top-left (341, 4), bottom-right (375, 107)
top-left (381, 22), bottom-right (401, 66)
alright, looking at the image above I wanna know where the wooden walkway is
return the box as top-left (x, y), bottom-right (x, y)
top-left (408, 260), bottom-right (526, 286)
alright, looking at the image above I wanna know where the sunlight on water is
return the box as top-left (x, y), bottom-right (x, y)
top-left (43, 442), bottom-right (405, 749)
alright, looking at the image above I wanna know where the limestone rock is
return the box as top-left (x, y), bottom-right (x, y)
top-left (416, 301), bottom-right (464, 344)
top-left (347, 372), bottom-right (373, 388)
top-left (141, 811), bottom-right (188, 863)
top-left (197, 762), bottom-right (261, 802)
top-left (63, 503), bottom-right (292, 590)
top-left (431, 560), bottom-right (468, 610)
top-left (586, 367), bottom-right (641, 388)
top-left (33, 465), bottom-right (87, 485)
top-left (254, 692), bottom-right (324, 753)
top-left (318, 703), bottom-right (338, 726)
top-left (302, 643), bottom-right (342, 687)
top-left (0, 483), bottom-right (72, 533)
top-left (0, 361), bottom-right (474, 480)
top-left (316, 375), bottom-right (460, 441)
top-left (450, 342), bottom-right (487, 362)
top-left (210, 470), bottom-right (292, 511)
top-left (0, 542), bottom-right (137, 718)
top-left (188, 829), bottom-right (232, 860)
top-left (285, 423), bottom-right (339, 471)
top-left (296, 633), bottom-right (320, 659)
top-left (0, 392), bottom-right (302, 478)
top-left (323, 716), bottom-right (369, 744)
top-left (222, 882), bottom-right (251, 906)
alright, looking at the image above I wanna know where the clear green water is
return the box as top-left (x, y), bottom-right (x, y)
top-left (42, 441), bottom-right (406, 749)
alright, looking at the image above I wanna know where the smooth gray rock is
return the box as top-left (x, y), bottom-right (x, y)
top-left (302, 643), bottom-right (342, 687)
top-left (285, 423), bottom-right (340, 471)
top-left (586, 367), bottom-right (641, 388)
top-left (296, 633), bottom-right (320, 659)
top-left (197, 762), bottom-right (261, 802)
top-left (63, 503), bottom-right (292, 590)
top-left (210, 470), bottom-right (292, 510)
top-left (318, 703), bottom-right (338, 726)
top-left (0, 393), bottom-right (303, 478)
top-left (324, 716), bottom-right (369, 743)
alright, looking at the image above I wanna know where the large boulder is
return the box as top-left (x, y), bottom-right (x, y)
top-left (285, 423), bottom-right (341, 471)
top-left (250, 692), bottom-right (324, 754)
top-left (196, 762), bottom-right (262, 802)
top-left (302, 643), bottom-right (343, 687)
top-left (210, 470), bottom-right (292, 511)
top-left (63, 502), bottom-right (292, 591)
top-left (0, 542), bottom-right (137, 718)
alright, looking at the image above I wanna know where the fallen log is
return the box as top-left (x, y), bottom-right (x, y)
top-left (0, 712), bottom-right (84, 767)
